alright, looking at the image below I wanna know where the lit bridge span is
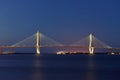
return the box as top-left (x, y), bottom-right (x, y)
top-left (0, 31), bottom-right (119, 54)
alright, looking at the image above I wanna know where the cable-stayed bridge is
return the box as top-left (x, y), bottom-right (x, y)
top-left (0, 31), bottom-right (119, 54)
top-left (70, 34), bottom-right (112, 54)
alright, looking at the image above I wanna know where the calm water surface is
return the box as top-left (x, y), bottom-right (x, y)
top-left (0, 54), bottom-right (120, 80)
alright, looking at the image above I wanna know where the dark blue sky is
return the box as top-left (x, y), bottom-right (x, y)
top-left (0, 0), bottom-right (120, 47)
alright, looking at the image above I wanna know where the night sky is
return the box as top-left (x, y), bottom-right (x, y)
top-left (0, 0), bottom-right (120, 47)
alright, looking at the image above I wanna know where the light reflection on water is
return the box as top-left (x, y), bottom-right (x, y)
top-left (32, 55), bottom-right (43, 80)
top-left (86, 56), bottom-right (96, 80)
top-left (0, 54), bottom-right (119, 80)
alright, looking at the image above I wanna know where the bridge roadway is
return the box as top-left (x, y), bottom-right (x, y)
top-left (0, 45), bottom-right (115, 48)
top-left (0, 45), bottom-right (120, 50)
top-left (0, 46), bottom-right (119, 54)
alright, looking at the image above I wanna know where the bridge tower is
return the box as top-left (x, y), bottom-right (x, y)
top-left (89, 34), bottom-right (94, 54)
top-left (36, 31), bottom-right (40, 54)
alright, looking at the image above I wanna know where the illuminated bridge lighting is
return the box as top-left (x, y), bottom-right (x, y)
top-left (0, 31), bottom-right (119, 55)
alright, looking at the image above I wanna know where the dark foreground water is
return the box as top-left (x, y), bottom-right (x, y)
top-left (0, 54), bottom-right (120, 80)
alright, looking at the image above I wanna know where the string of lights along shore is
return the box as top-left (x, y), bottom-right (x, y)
top-left (0, 31), bottom-right (120, 55)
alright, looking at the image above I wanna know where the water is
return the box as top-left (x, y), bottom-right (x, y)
top-left (0, 54), bottom-right (120, 80)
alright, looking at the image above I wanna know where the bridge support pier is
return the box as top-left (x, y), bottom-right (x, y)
top-left (36, 31), bottom-right (40, 54)
top-left (0, 47), bottom-right (13, 54)
top-left (89, 47), bottom-right (94, 54)
top-left (9, 47), bottom-right (13, 54)
top-left (89, 34), bottom-right (94, 54)
top-left (0, 47), bottom-right (2, 54)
